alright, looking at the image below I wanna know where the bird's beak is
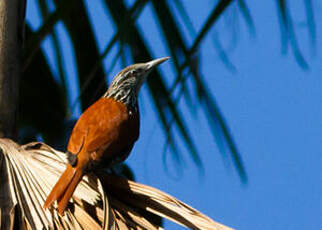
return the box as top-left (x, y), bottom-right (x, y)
top-left (135, 57), bottom-right (170, 93)
top-left (145, 57), bottom-right (170, 72)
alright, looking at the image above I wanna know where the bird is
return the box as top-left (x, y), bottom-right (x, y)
top-left (43, 57), bottom-right (169, 215)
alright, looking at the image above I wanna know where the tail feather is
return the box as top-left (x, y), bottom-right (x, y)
top-left (43, 165), bottom-right (80, 211)
top-left (57, 168), bottom-right (83, 215)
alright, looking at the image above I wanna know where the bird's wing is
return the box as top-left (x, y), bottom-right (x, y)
top-left (67, 118), bottom-right (87, 155)
top-left (67, 98), bottom-right (129, 155)
top-left (84, 100), bottom-right (130, 154)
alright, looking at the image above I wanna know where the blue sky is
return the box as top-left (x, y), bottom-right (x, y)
top-left (26, 1), bottom-right (322, 229)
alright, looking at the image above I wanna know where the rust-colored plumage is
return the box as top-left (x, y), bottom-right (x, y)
top-left (44, 57), bottom-right (169, 214)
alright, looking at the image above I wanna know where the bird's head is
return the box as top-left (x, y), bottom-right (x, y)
top-left (104, 57), bottom-right (169, 108)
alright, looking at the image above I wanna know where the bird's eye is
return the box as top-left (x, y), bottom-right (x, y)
top-left (131, 69), bottom-right (141, 76)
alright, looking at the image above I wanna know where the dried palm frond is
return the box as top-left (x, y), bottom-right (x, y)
top-left (0, 138), bottom-right (233, 230)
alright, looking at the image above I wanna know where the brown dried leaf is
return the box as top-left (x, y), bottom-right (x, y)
top-left (0, 139), bottom-right (233, 230)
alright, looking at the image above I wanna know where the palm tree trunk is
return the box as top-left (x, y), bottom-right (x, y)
top-left (0, 0), bottom-right (25, 139)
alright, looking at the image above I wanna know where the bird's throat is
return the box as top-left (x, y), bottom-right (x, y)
top-left (104, 87), bottom-right (138, 110)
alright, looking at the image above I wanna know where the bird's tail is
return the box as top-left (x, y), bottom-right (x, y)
top-left (44, 164), bottom-right (84, 215)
